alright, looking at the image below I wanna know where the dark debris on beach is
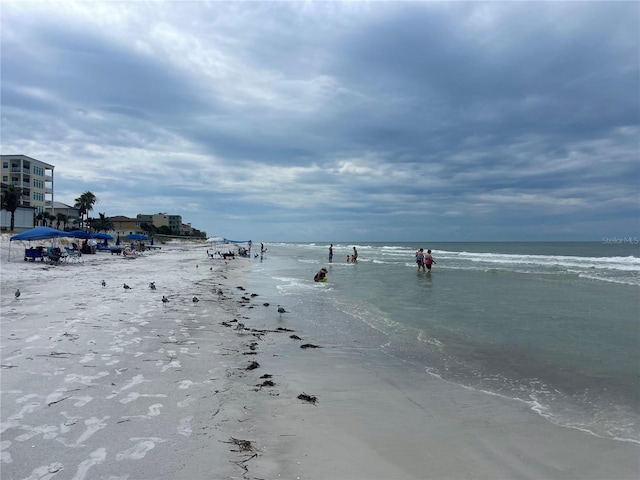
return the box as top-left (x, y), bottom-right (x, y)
top-left (297, 392), bottom-right (317, 405)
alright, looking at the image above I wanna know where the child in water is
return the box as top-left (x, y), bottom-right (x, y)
top-left (314, 268), bottom-right (328, 282)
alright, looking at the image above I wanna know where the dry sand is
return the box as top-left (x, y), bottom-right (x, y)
top-left (1, 235), bottom-right (638, 480)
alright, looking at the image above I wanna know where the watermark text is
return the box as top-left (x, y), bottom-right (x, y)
top-left (602, 236), bottom-right (639, 244)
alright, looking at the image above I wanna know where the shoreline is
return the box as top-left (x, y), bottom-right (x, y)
top-left (1, 236), bottom-right (638, 479)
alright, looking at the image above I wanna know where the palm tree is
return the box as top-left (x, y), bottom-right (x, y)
top-left (1, 184), bottom-right (24, 231)
top-left (74, 191), bottom-right (97, 229)
top-left (35, 211), bottom-right (45, 226)
top-left (140, 222), bottom-right (157, 236)
top-left (42, 211), bottom-right (55, 227)
top-left (92, 213), bottom-right (114, 233)
top-left (56, 213), bottom-right (68, 230)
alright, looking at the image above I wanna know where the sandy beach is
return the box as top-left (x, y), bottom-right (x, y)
top-left (1, 235), bottom-right (638, 480)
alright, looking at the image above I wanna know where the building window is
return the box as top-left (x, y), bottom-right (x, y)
top-left (2, 176), bottom-right (7, 182)
top-left (2, 162), bottom-right (8, 168)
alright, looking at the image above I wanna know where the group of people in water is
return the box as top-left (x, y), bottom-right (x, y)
top-left (415, 248), bottom-right (436, 272)
top-left (317, 245), bottom-right (436, 281)
top-left (328, 244), bottom-right (358, 263)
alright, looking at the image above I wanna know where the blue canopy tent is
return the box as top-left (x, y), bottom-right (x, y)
top-left (9, 227), bottom-right (73, 261)
top-left (124, 234), bottom-right (148, 241)
top-left (68, 230), bottom-right (92, 239)
top-left (91, 232), bottom-right (114, 248)
top-left (91, 233), bottom-right (113, 240)
top-left (10, 226), bottom-right (73, 241)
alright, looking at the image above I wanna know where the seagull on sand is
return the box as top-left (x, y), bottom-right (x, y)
top-left (15, 289), bottom-right (20, 300)
top-left (149, 282), bottom-right (156, 290)
top-left (123, 284), bottom-right (132, 291)
top-left (192, 296), bottom-right (200, 303)
top-left (101, 280), bottom-right (106, 288)
top-left (277, 305), bottom-right (287, 314)
top-left (162, 296), bottom-right (169, 305)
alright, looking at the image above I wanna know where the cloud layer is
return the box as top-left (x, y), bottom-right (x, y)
top-left (2, 1), bottom-right (638, 241)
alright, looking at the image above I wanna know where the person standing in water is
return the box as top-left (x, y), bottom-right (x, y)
top-left (329, 244), bottom-right (333, 262)
top-left (425, 249), bottom-right (436, 272)
top-left (352, 246), bottom-right (358, 263)
top-left (415, 248), bottom-right (426, 272)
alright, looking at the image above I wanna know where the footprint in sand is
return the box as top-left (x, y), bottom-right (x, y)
top-left (177, 397), bottom-right (196, 409)
top-left (79, 353), bottom-right (95, 364)
top-left (71, 396), bottom-right (93, 407)
top-left (119, 392), bottom-right (167, 404)
top-left (8, 402), bottom-right (40, 421)
top-left (1, 440), bottom-right (13, 463)
top-left (116, 437), bottom-right (165, 461)
top-left (15, 424), bottom-right (58, 442)
top-left (16, 393), bottom-right (39, 404)
top-left (177, 416), bottom-right (192, 437)
top-left (147, 404), bottom-right (163, 417)
top-left (22, 462), bottom-right (64, 480)
top-left (178, 380), bottom-right (193, 390)
top-left (64, 372), bottom-right (109, 386)
top-left (161, 360), bottom-right (181, 372)
top-left (71, 447), bottom-right (106, 480)
top-left (65, 416), bottom-right (110, 447)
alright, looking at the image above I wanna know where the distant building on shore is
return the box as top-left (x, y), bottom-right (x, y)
top-left (137, 213), bottom-right (182, 235)
top-left (1, 154), bottom-right (56, 231)
top-left (1, 154), bottom-right (55, 215)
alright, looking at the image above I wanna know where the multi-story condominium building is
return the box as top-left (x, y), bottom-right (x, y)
top-left (1, 154), bottom-right (55, 214)
top-left (137, 213), bottom-right (182, 235)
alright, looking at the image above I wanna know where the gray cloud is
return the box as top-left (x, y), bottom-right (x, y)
top-left (1, 1), bottom-right (638, 241)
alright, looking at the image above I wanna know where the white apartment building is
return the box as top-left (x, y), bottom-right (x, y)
top-left (1, 154), bottom-right (55, 214)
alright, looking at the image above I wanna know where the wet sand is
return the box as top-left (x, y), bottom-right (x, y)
top-left (1, 236), bottom-right (638, 479)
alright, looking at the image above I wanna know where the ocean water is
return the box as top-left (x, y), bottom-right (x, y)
top-left (243, 242), bottom-right (640, 443)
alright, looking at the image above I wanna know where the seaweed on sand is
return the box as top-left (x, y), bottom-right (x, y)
top-left (246, 361), bottom-right (260, 370)
top-left (297, 392), bottom-right (317, 405)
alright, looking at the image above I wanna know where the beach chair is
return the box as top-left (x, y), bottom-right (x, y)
top-left (64, 246), bottom-right (82, 262)
top-left (46, 247), bottom-right (64, 264)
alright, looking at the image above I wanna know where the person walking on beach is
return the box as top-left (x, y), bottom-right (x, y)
top-left (352, 246), bottom-right (358, 263)
top-left (329, 244), bottom-right (333, 262)
top-left (425, 249), bottom-right (436, 272)
top-left (415, 248), bottom-right (426, 272)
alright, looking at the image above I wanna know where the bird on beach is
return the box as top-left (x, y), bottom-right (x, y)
top-left (162, 296), bottom-right (169, 305)
top-left (277, 305), bottom-right (287, 314)
top-left (192, 296), bottom-right (199, 303)
top-left (235, 322), bottom-right (245, 331)
top-left (123, 284), bottom-right (131, 291)
top-left (101, 280), bottom-right (106, 288)
top-left (149, 282), bottom-right (156, 290)
top-left (15, 289), bottom-right (20, 300)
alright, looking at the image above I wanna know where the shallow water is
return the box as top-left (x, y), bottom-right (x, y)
top-left (245, 241), bottom-right (640, 443)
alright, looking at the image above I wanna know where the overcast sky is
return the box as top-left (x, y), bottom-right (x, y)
top-left (1, 1), bottom-right (638, 242)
